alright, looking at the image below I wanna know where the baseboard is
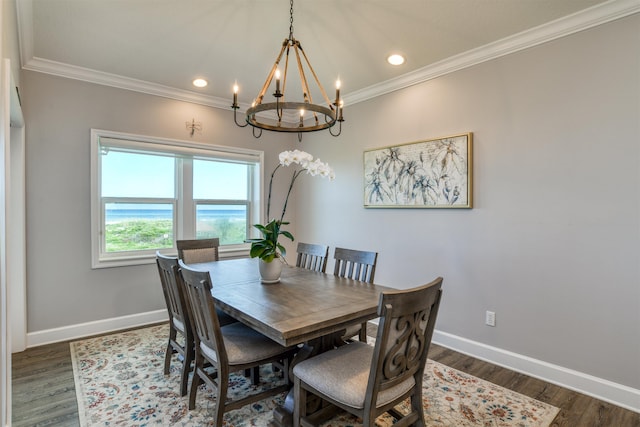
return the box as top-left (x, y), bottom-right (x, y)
top-left (25, 310), bottom-right (168, 348)
top-left (432, 330), bottom-right (640, 414)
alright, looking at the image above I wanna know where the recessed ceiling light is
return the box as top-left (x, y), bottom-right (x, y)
top-left (192, 78), bottom-right (208, 88)
top-left (387, 54), bottom-right (405, 66)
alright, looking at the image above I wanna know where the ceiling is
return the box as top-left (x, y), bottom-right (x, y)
top-left (16, 0), bottom-right (637, 110)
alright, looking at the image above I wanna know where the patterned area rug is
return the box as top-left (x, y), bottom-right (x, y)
top-left (70, 324), bottom-right (559, 426)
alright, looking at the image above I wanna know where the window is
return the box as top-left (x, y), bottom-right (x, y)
top-left (91, 129), bottom-right (263, 268)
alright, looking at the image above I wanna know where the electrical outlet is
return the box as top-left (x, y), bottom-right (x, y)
top-left (485, 311), bottom-right (496, 327)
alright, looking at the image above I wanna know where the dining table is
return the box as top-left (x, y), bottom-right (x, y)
top-left (187, 257), bottom-right (394, 427)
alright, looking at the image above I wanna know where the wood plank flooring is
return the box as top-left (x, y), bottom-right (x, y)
top-left (12, 323), bottom-right (640, 426)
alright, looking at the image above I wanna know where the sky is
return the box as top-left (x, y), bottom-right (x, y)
top-left (101, 151), bottom-right (249, 200)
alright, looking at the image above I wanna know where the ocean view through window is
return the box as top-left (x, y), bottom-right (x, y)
top-left (91, 129), bottom-right (262, 268)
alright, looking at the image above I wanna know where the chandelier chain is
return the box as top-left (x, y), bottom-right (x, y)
top-left (289, 0), bottom-right (294, 40)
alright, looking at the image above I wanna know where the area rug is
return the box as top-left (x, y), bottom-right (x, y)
top-left (70, 324), bottom-right (559, 426)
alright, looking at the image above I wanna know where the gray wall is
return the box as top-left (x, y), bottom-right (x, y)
top-left (21, 73), bottom-right (296, 332)
top-left (295, 15), bottom-right (640, 390)
top-left (20, 12), bottom-right (639, 396)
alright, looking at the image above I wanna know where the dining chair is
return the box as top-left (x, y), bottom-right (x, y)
top-left (178, 260), bottom-right (297, 426)
top-left (155, 252), bottom-right (194, 396)
top-left (295, 242), bottom-right (329, 273)
top-left (293, 277), bottom-right (443, 427)
top-left (176, 238), bottom-right (237, 327)
top-left (176, 238), bottom-right (220, 264)
top-left (333, 247), bottom-right (378, 342)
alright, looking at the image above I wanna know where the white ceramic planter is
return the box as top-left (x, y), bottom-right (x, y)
top-left (258, 259), bottom-right (282, 284)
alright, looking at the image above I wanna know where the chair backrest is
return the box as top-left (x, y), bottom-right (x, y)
top-left (177, 260), bottom-right (228, 366)
top-left (366, 277), bottom-right (443, 411)
top-left (295, 242), bottom-right (329, 273)
top-left (333, 247), bottom-right (378, 283)
top-left (177, 238), bottom-right (220, 264)
top-left (156, 252), bottom-right (190, 331)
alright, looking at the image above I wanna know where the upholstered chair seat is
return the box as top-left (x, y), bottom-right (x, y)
top-left (293, 341), bottom-right (415, 409)
top-left (200, 322), bottom-right (293, 365)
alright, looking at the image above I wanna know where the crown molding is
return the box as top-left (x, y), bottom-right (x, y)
top-left (21, 57), bottom-right (232, 109)
top-left (17, 0), bottom-right (640, 110)
top-left (345, 0), bottom-right (640, 106)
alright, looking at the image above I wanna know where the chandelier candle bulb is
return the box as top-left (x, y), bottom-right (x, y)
top-left (275, 69), bottom-right (281, 94)
top-left (232, 84), bottom-right (239, 107)
top-left (335, 79), bottom-right (341, 105)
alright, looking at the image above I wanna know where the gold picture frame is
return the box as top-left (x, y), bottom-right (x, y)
top-left (364, 133), bottom-right (473, 208)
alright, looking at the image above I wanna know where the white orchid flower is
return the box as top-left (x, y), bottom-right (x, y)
top-left (279, 151), bottom-right (294, 166)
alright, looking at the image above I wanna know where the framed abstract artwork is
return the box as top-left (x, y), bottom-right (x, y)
top-left (363, 133), bottom-right (473, 208)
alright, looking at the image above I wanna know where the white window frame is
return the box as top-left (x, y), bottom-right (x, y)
top-left (90, 129), bottom-right (263, 269)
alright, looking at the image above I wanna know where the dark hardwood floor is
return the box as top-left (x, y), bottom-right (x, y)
top-left (12, 323), bottom-right (640, 426)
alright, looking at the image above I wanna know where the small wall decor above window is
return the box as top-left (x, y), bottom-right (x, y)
top-left (185, 118), bottom-right (202, 137)
top-left (364, 133), bottom-right (473, 208)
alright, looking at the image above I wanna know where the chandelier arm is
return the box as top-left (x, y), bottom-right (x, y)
top-left (292, 41), bottom-right (312, 105)
top-left (256, 41), bottom-right (288, 105)
top-left (233, 108), bottom-right (249, 127)
top-left (282, 43), bottom-right (291, 102)
top-left (329, 120), bottom-right (342, 137)
top-left (252, 127), bottom-right (263, 138)
top-left (293, 41), bottom-right (321, 125)
top-left (299, 45), bottom-right (334, 109)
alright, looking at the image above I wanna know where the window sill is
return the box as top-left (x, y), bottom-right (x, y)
top-left (92, 247), bottom-right (251, 269)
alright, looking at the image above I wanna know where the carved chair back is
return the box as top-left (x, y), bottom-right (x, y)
top-left (366, 277), bottom-right (443, 420)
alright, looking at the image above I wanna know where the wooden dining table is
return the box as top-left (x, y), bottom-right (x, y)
top-left (187, 257), bottom-right (394, 427)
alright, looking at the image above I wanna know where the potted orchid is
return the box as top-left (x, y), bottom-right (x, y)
top-left (247, 150), bottom-right (334, 282)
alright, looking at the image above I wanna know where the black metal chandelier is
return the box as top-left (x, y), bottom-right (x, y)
top-left (231, 0), bottom-right (344, 141)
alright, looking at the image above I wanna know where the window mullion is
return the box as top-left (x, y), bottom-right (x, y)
top-left (179, 156), bottom-right (195, 239)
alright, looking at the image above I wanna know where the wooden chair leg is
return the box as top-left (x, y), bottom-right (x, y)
top-left (293, 377), bottom-right (306, 427)
top-left (189, 352), bottom-right (203, 410)
top-left (180, 338), bottom-right (194, 396)
top-left (411, 388), bottom-right (425, 427)
top-left (213, 374), bottom-right (229, 427)
top-left (164, 339), bottom-right (173, 375)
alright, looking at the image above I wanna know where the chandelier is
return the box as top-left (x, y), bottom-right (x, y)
top-left (231, 0), bottom-right (344, 141)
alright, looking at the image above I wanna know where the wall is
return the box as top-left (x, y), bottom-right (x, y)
top-left (20, 72), bottom-right (297, 338)
top-left (296, 14), bottom-right (640, 399)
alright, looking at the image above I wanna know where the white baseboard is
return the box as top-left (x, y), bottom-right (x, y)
top-left (432, 330), bottom-right (640, 414)
top-left (25, 310), bottom-right (168, 348)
